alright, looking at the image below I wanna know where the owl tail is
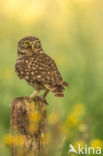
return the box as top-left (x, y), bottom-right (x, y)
top-left (45, 81), bottom-right (68, 97)
top-left (62, 81), bottom-right (69, 87)
top-left (54, 81), bottom-right (69, 97)
top-left (57, 81), bottom-right (69, 97)
top-left (45, 84), bottom-right (65, 97)
top-left (53, 86), bottom-right (65, 97)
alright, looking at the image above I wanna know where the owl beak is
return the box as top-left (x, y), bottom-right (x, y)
top-left (31, 44), bottom-right (35, 50)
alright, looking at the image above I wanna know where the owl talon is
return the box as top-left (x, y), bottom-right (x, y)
top-left (39, 90), bottom-right (49, 105)
top-left (30, 90), bottom-right (40, 101)
top-left (40, 95), bottom-right (48, 105)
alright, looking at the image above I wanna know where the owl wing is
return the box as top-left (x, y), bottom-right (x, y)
top-left (15, 54), bottom-right (62, 83)
top-left (29, 53), bottom-right (63, 85)
top-left (30, 53), bottom-right (68, 97)
top-left (15, 56), bottom-right (24, 79)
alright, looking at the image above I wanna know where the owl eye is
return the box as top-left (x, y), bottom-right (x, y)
top-left (35, 41), bottom-right (40, 47)
top-left (23, 41), bottom-right (29, 47)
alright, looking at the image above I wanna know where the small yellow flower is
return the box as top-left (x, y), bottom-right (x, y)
top-left (90, 139), bottom-right (103, 149)
top-left (66, 114), bottom-right (79, 127)
top-left (4, 133), bottom-right (13, 145)
top-left (4, 134), bottom-right (26, 146)
top-left (48, 112), bottom-right (59, 125)
top-left (28, 111), bottom-right (42, 122)
top-left (73, 103), bottom-right (85, 116)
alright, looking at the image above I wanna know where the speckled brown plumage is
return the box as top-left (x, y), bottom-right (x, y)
top-left (15, 36), bottom-right (68, 98)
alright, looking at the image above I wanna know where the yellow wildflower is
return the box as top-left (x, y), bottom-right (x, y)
top-left (72, 103), bottom-right (85, 116)
top-left (48, 112), bottom-right (59, 125)
top-left (65, 103), bottom-right (85, 128)
top-left (4, 134), bottom-right (26, 146)
top-left (66, 113), bottom-right (79, 127)
top-left (4, 133), bottom-right (13, 145)
top-left (90, 139), bottom-right (103, 149)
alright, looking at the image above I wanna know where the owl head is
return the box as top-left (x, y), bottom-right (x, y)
top-left (17, 36), bottom-right (42, 56)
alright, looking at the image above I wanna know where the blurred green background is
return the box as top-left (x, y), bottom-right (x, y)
top-left (0, 0), bottom-right (103, 155)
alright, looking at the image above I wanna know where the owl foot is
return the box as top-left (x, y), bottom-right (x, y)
top-left (39, 90), bottom-right (49, 105)
top-left (29, 90), bottom-right (40, 101)
top-left (39, 95), bottom-right (48, 105)
top-left (43, 89), bottom-right (49, 98)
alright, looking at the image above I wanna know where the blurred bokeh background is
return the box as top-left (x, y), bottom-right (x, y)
top-left (0, 0), bottom-right (103, 155)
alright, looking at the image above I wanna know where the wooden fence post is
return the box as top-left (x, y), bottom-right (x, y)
top-left (10, 96), bottom-right (48, 156)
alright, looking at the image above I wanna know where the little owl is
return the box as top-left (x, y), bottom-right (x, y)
top-left (15, 36), bottom-right (68, 100)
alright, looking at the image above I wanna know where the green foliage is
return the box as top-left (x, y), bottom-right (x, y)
top-left (0, 0), bottom-right (103, 155)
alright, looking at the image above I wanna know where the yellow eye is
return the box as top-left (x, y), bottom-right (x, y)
top-left (35, 41), bottom-right (40, 46)
top-left (23, 41), bottom-right (29, 47)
